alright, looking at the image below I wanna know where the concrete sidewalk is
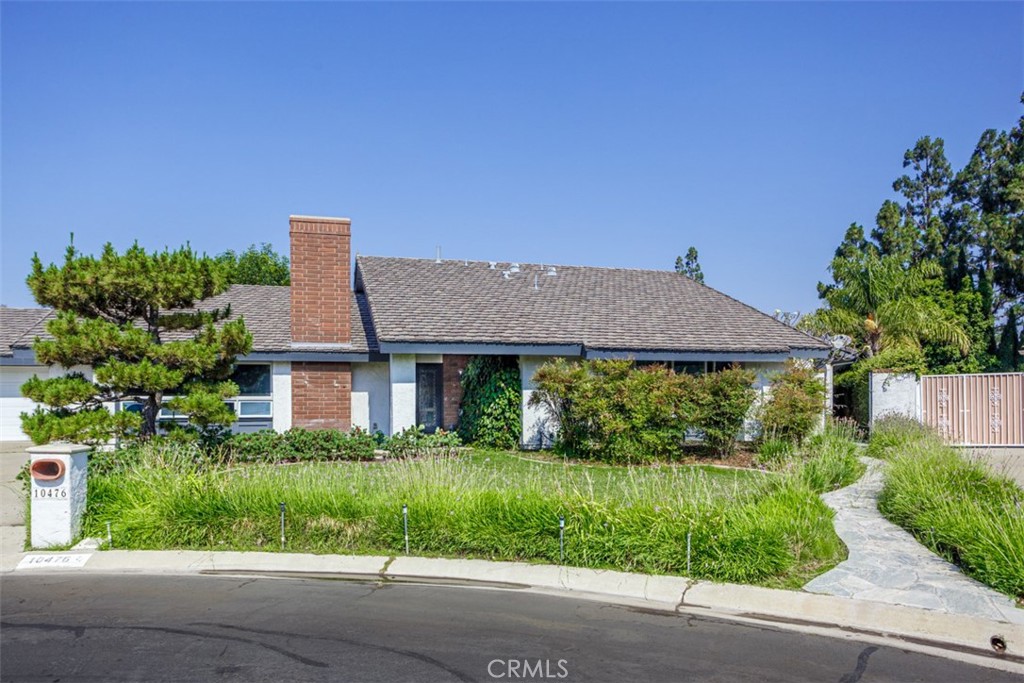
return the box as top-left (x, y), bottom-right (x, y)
top-left (0, 442), bottom-right (28, 568)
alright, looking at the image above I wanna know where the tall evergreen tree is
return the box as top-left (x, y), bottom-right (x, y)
top-left (674, 246), bottom-right (704, 283)
top-left (892, 136), bottom-right (953, 261)
top-left (996, 308), bottom-right (1021, 371)
top-left (21, 241), bottom-right (253, 444)
top-left (949, 98), bottom-right (1024, 317)
top-left (870, 199), bottom-right (916, 264)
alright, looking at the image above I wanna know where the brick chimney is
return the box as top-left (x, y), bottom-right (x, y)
top-left (289, 215), bottom-right (353, 431)
top-left (289, 215), bottom-right (351, 345)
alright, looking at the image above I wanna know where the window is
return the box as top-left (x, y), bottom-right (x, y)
top-left (628, 360), bottom-right (747, 374)
top-left (232, 364), bottom-right (271, 396)
top-left (238, 401), bottom-right (272, 417)
top-left (672, 361), bottom-right (706, 375)
top-left (708, 361), bottom-right (745, 373)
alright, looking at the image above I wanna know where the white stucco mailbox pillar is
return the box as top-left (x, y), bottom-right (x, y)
top-left (27, 443), bottom-right (89, 548)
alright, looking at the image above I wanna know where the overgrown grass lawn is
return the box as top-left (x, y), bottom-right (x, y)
top-left (83, 441), bottom-right (859, 587)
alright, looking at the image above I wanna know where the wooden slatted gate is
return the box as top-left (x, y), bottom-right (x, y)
top-left (921, 373), bottom-right (1024, 446)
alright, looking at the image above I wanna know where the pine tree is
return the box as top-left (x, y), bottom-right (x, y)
top-left (20, 240), bottom-right (253, 444)
top-left (674, 246), bottom-right (704, 284)
top-left (892, 136), bottom-right (953, 260)
top-left (996, 308), bottom-right (1021, 371)
top-left (977, 270), bottom-right (999, 356)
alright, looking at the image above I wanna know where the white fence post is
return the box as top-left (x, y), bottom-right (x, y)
top-left (868, 371), bottom-right (922, 429)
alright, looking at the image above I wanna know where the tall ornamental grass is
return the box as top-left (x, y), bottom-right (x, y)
top-left (873, 418), bottom-right (1024, 601)
top-left (82, 441), bottom-right (859, 586)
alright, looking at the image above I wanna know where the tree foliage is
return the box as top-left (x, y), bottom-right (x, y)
top-left (217, 243), bottom-right (290, 286)
top-left (802, 253), bottom-right (969, 358)
top-left (21, 240), bottom-right (253, 444)
top-left (996, 307), bottom-right (1022, 371)
top-left (529, 359), bottom-right (757, 461)
top-left (758, 361), bottom-right (826, 444)
top-left (674, 246), bottom-right (704, 284)
top-left (810, 93), bottom-right (1024, 375)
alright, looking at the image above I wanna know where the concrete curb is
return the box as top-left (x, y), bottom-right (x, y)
top-left (5, 547), bottom-right (1023, 674)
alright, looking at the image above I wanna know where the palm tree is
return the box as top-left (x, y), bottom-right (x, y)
top-left (800, 254), bottom-right (970, 358)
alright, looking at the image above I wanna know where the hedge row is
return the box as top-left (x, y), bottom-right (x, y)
top-left (528, 359), bottom-right (758, 462)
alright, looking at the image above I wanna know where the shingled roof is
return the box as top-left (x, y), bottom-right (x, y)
top-left (0, 286), bottom-right (378, 356)
top-left (4, 263), bottom-right (823, 358)
top-left (355, 256), bottom-right (828, 355)
top-left (0, 307), bottom-right (52, 357)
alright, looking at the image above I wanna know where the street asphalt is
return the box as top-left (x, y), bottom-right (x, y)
top-left (2, 573), bottom-right (1020, 683)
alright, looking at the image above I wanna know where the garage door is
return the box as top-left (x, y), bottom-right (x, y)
top-left (0, 366), bottom-right (44, 442)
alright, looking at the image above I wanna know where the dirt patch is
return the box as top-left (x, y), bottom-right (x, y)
top-left (670, 445), bottom-right (759, 469)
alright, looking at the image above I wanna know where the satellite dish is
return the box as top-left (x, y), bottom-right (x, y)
top-left (829, 334), bottom-right (852, 349)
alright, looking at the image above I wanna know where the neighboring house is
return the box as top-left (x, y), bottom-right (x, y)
top-left (0, 215), bottom-right (831, 444)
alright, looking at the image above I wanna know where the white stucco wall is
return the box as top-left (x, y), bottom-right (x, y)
top-left (742, 361), bottom-right (787, 441)
top-left (271, 361), bottom-right (292, 432)
top-left (869, 371), bottom-right (921, 428)
top-left (352, 362), bottom-right (390, 434)
top-left (390, 354), bottom-right (417, 434)
top-left (520, 355), bottom-right (560, 449)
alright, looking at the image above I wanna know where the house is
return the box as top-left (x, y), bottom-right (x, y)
top-left (0, 215), bottom-right (831, 444)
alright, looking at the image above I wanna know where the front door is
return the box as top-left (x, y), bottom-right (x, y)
top-left (415, 364), bottom-right (444, 433)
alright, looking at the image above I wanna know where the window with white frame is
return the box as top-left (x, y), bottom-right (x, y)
top-left (632, 361), bottom-right (745, 374)
top-left (146, 363), bottom-right (273, 420)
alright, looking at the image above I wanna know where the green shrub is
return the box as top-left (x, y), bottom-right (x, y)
top-left (457, 356), bottom-right (522, 449)
top-left (224, 427), bottom-right (376, 464)
top-left (384, 425), bottom-right (461, 458)
top-left (758, 361), bottom-right (826, 443)
top-left (530, 359), bottom-right (755, 462)
top-left (865, 414), bottom-right (940, 459)
top-left (876, 426), bottom-right (1024, 600)
top-left (689, 366), bottom-right (758, 457)
top-left (756, 420), bottom-right (865, 490)
top-left (756, 438), bottom-right (794, 467)
top-left (530, 359), bottom-right (690, 463)
top-left (795, 430), bottom-right (863, 492)
top-left (282, 427), bottom-right (376, 461)
top-left (223, 430), bottom-right (283, 463)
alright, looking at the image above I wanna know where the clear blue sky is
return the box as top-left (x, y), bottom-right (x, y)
top-left (2, 2), bottom-right (1021, 316)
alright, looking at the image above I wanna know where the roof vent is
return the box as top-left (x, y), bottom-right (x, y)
top-left (546, 266), bottom-right (557, 276)
top-left (488, 261), bottom-right (497, 269)
top-left (509, 263), bottom-right (521, 274)
top-left (534, 274), bottom-right (539, 291)
top-left (435, 246), bottom-right (442, 264)
top-left (502, 271), bottom-right (510, 280)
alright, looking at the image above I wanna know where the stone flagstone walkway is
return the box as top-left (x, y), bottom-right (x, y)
top-left (803, 458), bottom-right (1024, 625)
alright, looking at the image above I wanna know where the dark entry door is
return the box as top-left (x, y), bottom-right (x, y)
top-left (416, 364), bottom-right (444, 433)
